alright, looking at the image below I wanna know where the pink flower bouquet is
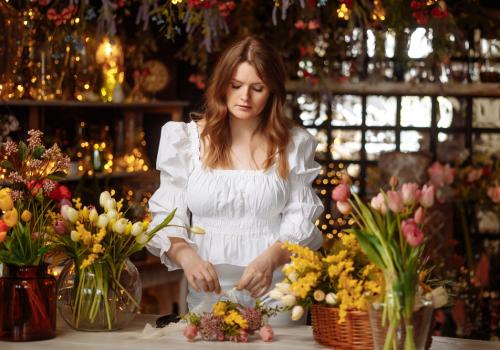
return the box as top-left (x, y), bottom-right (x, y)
top-left (332, 177), bottom-right (436, 350)
top-left (183, 300), bottom-right (278, 343)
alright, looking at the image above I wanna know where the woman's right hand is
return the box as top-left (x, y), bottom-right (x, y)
top-left (167, 237), bottom-right (221, 294)
top-left (182, 256), bottom-right (221, 294)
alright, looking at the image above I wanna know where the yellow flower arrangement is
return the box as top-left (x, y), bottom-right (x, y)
top-left (271, 233), bottom-right (383, 323)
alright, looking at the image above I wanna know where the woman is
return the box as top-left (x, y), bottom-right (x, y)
top-left (146, 36), bottom-right (323, 313)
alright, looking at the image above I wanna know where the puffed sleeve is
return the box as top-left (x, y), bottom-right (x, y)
top-left (146, 122), bottom-right (197, 270)
top-left (278, 128), bottom-right (324, 250)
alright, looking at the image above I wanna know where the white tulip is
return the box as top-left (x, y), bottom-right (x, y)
top-left (103, 198), bottom-right (116, 212)
top-left (99, 191), bottom-right (111, 207)
top-left (61, 206), bottom-right (79, 224)
top-left (275, 282), bottom-right (291, 294)
top-left (106, 209), bottom-right (118, 221)
top-left (70, 230), bottom-right (80, 242)
top-left (281, 294), bottom-right (297, 307)
top-left (88, 208), bottom-right (99, 223)
top-left (135, 233), bottom-right (149, 245)
top-left (288, 271), bottom-right (298, 283)
top-left (313, 290), bottom-right (325, 302)
top-left (325, 293), bottom-right (338, 305)
top-left (131, 222), bottom-right (143, 236)
top-left (112, 218), bottom-right (128, 234)
top-left (97, 214), bottom-right (109, 228)
top-left (291, 305), bottom-right (304, 321)
top-left (269, 289), bottom-right (284, 300)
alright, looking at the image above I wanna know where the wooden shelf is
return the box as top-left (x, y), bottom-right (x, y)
top-left (62, 169), bottom-right (158, 182)
top-left (0, 100), bottom-right (189, 109)
top-left (286, 81), bottom-right (500, 97)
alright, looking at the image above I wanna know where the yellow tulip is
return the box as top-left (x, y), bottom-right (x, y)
top-left (3, 208), bottom-right (19, 227)
top-left (21, 210), bottom-right (32, 222)
top-left (0, 189), bottom-right (14, 211)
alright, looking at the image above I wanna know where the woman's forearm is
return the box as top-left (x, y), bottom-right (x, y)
top-left (166, 237), bottom-right (200, 268)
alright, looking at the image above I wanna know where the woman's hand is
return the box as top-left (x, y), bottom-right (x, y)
top-left (235, 242), bottom-right (290, 298)
top-left (167, 237), bottom-right (221, 294)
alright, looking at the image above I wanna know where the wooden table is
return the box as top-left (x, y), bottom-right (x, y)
top-left (2, 314), bottom-right (499, 349)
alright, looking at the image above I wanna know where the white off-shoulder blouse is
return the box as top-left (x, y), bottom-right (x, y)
top-left (146, 121), bottom-right (324, 270)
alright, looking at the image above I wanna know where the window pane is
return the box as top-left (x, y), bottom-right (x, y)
top-left (437, 132), bottom-right (466, 163)
top-left (331, 95), bottom-right (362, 126)
top-left (437, 96), bottom-right (467, 128)
top-left (474, 133), bottom-right (500, 157)
top-left (401, 96), bottom-right (432, 127)
top-left (366, 96), bottom-right (397, 126)
top-left (365, 130), bottom-right (396, 160)
top-left (400, 131), bottom-right (430, 152)
top-left (331, 130), bottom-right (362, 160)
top-left (296, 94), bottom-right (328, 127)
top-left (473, 98), bottom-right (500, 128)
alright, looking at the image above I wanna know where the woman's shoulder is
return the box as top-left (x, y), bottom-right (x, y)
top-left (289, 126), bottom-right (316, 149)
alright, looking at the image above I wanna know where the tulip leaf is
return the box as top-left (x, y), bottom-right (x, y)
top-left (352, 229), bottom-right (386, 269)
top-left (46, 171), bottom-right (67, 180)
top-left (33, 146), bottom-right (45, 159)
top-left (18, 141), bottom-right (28, 162)
top-left (0, 160), bottom-right (14, 170)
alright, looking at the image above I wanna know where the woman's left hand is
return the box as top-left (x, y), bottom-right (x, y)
top-left (235, 242), bottom-right (291, 298)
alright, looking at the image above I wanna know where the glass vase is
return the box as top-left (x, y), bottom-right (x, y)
top-left (57, 258), bottom-right (142, 331)
top-left (368, 298), bottom-right (433, 350)
top-left (0, 264), bottom-right (57, 341)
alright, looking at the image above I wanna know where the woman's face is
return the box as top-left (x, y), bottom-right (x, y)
top-left (225, 61), bottom-right (271, 121)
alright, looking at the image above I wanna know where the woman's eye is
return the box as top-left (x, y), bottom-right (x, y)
top-left (231, 84), bottom-right (241, 89)
top-left (253, 87), bottom-right (264, 92)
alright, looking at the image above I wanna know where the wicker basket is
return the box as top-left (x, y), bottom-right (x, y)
top-left (310, 305), bottom-right (373, 350)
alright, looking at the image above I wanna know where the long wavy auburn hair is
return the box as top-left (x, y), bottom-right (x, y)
top-left (200, 36), bottom-right (294, 179)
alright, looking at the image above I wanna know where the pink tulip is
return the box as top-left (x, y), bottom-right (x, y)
top-left (467, 168), bottom-right (482, 183)
top-left (337, 201), bottom-right (352, 215)
top-left (332, 183), bottom-right (350, 202)
top-left (487, 186), bottom-right (500, 204)
top-left (259, 325), bottom-right (274, 342)
top-left (428, 162), bottom-right (454, 188)
top-left (414, 207), bottom-right (425, 225)
top-left (390, 176), bottom-right (399, 189)
top-left (370, 193), bottom-right (387, 214)
top-left (387, 190), bottom-right (404, 213)
top-left (420, 185), bottom-right (435, 208)
top-left (401, 183), bottom-right (419, 205)
top-left (183, 324), bottom-right (198, 342)
top-left (401, 219), bottom-right (424, 247)
top-left (53, 219), bottom-right (68, 235)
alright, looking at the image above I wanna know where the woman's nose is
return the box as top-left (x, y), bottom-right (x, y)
top-left (240, 87), bottom-right (250, 101)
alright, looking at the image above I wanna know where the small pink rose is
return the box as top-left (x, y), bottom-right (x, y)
top-left (259, 325), bottom-right (274, 342)
top-left (387, 190), bottom-right (404, 213)
top-left (487, 186), bottom-right (500, 204)
top-left (308, 19), bottom-right (320, 30)
top-left (183, 324), bottom-right (198, 342)
top-left (337, 201), bottom-right (352, 215)
top-left (238, 329), bottom-right (249, 342)
top-left (428, 162), bottom-right (453, 188)
top-left (413, 207), bottom-right (425, 225)
top-left (420, 184), bottom-right (435, 208)
top-left (401, 219), bottom-right (424, 247)
top-left (294, 20), bottom-right (305, 29)
top-left (401, 183), bottom-right (419, 205)
top-left (332, 183), bottom-right (350, 202)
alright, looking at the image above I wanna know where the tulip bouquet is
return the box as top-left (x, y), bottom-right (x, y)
top-left (0, 130), bottom-right (71, 266)
top-left (50, 190), bottom-right (178, 331)
top-left (183, 300), bottom-right (278, 343)
top-left (332, 176), bottom-right (437, 350)
top-left (0, 130), bottom-right (70, 340)
top-left (269, 239), bottom-right (383, 323)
